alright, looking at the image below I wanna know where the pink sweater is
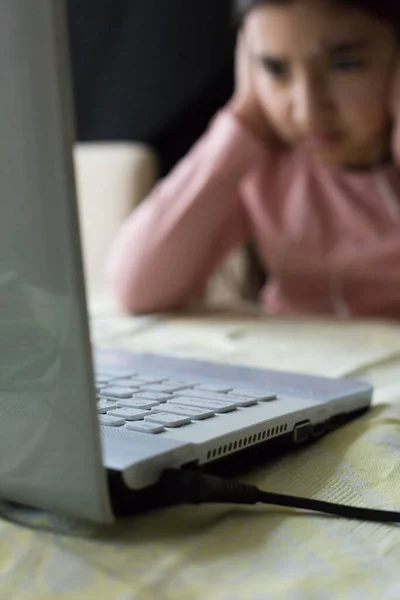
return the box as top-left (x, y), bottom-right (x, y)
top-left (107, 111), bottom-right (400, 319)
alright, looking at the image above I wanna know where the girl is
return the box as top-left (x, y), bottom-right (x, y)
top-left (107, 0), bottom-right (400, 320)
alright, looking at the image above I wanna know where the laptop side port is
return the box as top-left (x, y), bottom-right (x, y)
top-left (293, 421), bottom-right (312, 443)
top-left (327, 414), bottom-right (346, 430)
top-left (311, 422), bottom-right (326, 438)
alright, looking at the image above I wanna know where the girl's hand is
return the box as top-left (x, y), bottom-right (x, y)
top-left (227, 33), bottom-right (272, 142)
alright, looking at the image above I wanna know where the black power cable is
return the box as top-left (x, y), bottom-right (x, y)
top-left (159, 469), bottom-right (400, 525)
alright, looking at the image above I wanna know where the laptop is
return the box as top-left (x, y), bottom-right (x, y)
top-left (0, 0), bottom-right (373, 524)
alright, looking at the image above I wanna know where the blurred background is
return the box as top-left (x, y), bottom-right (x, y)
top-left (67, 0), bottom-right (235, 176)
top-left (68, 0), bottom-right (246, 298)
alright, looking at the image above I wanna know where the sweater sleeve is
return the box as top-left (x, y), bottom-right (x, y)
top-left (106, 111), bottom-right (269, 314)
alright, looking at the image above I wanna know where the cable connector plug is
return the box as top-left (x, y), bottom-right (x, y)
top-left (159, 469), bottom-right (259, 506)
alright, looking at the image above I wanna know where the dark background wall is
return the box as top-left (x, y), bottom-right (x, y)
top-left (67, 0), bottom-right (236, 175)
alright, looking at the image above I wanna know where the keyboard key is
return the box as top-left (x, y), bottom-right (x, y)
top-left (230, 389), bottom-right (277, 401)
top-left (96, 384), bottom-right (106, 393)
top-left (117, 399), bottom-right (160, 410)
top-left (179, 388), bottom-right (234, 402)
top-left (96, 376), bottom-right (110, 385)
top-left (110, 379), bottom-right (140, 389)
top-left (133, 392), bottom-right (172, 403)
top-left (195, 384), bottom-right (232, 393)
top-left (126, 421), bottom-right (165, 434)
top-left (166, 380), bottom-right (197, 387)
top-left (139, 383), bottom-right (193, 394)
top-left (101, 387), bottom-right (135, 399)
top-left (97, 399), bottom-right (117, 413)
top-left (176, 389), bottom-right (240, 403)
top-left (130, 376), bottom-right (166, 385)
top-left (153, 403), bottom-right (215, 421)
top-left (99, 415), bottom-right (125, 427)
top-left (226, 395), bottom-right (258, 407)
top-left (170, 396), bottom-right (237, 414)
top-left (176, 389), bottom-right (260, 406)
top-left (135, 373), bottom-right (168, 381)
top-left (108, 408), bottom-right (150, 421)
top-left (145, 413), bottom-right (191, 428)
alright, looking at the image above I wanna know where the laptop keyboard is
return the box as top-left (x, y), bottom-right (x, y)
top-left (96, 368), bottom-right (278, 434)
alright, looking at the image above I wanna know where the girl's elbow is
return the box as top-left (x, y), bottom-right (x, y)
top-left (106, 264), bottom-right (171, 315)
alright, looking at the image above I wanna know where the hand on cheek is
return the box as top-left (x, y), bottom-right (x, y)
top-left (228, 33), bottom-right (272, 142)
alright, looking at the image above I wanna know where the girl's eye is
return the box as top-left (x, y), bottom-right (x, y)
top-left (333, 59), bottom-right (366, 72)
top-left (261, 58), bottom-right (289, 79)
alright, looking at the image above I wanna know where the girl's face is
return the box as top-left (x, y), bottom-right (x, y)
top-left (245, 0), bottom-right (399, 167)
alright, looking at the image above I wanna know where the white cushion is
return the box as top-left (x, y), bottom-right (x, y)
top-left (74, 143), bottom-right (158, 294)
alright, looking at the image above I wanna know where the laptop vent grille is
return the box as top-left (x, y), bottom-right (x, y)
top-left (206, 423), bottom-right (289, 462)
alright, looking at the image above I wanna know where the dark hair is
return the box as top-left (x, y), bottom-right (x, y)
top-left (233, 0), bottom-right (400, 34)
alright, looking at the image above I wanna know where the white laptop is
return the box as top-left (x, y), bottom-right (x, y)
top-left (0, 0), bottom-right (373, 524)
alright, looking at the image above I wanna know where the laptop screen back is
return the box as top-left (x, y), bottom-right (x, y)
top-left (0, 0), bottom-right (112, 522)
